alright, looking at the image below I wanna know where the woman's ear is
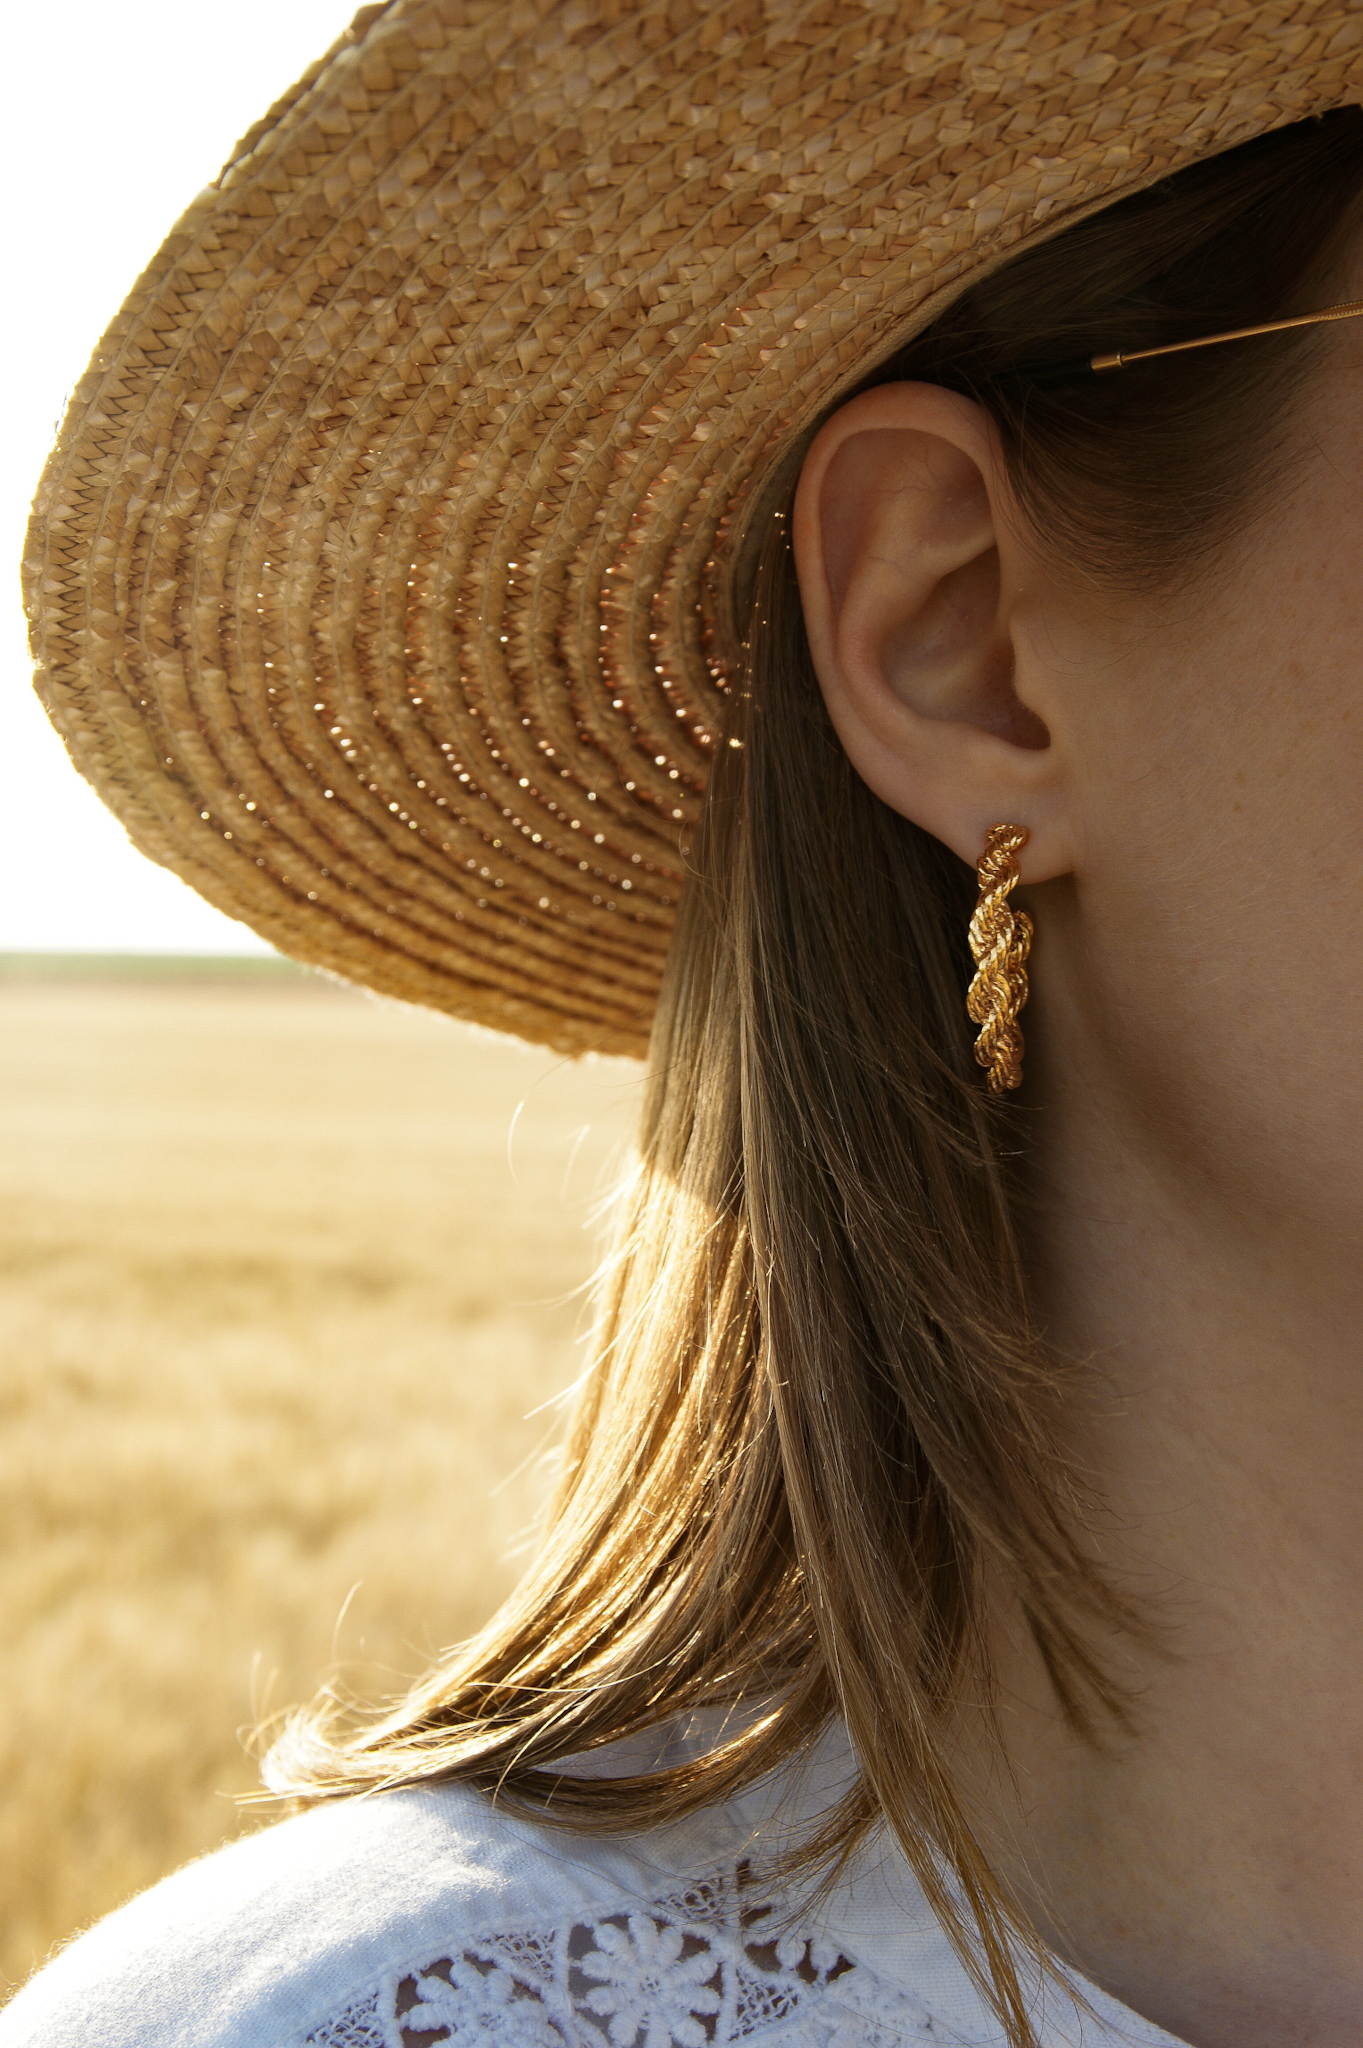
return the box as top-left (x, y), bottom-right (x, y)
top-left (793, 382), bottom-right (1075, 879)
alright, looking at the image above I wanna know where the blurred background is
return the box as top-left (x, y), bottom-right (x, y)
top-left (2, 1), bottom-right (642, 1989)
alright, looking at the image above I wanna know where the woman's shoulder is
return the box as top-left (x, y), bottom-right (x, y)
top-left (0, 1748), bottom-right (1180, 2048)
top-left (1, 1777), bottom-right (724, 2048)
top-left (0, 1755), bottom-right (996, 2048)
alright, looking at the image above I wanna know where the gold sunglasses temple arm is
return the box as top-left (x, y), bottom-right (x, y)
top-left (1090, 297), bottom-right (1363, 374)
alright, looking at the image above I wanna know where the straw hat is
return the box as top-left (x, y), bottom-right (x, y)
top-left (23, 1), bottom-right (1362, 1057)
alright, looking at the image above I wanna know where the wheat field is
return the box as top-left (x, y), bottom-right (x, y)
top-left (0, 965), bottom-right (642, 1992)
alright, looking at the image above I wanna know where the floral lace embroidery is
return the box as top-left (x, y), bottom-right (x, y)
top-left (299, 1865), bottom-right (967, 2048)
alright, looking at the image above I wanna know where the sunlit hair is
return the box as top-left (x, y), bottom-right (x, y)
top-left (266, 108), bottom-right (1363, 2047)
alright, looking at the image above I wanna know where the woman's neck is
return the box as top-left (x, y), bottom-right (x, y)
top-left (968, 935), bottom-right (1363, 2048)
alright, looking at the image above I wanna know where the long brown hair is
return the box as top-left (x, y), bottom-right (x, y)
top-left (266, 110), bottom-right (1363, 2045)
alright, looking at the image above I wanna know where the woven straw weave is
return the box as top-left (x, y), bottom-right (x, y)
top-left (23, 0), bottom-right (1362, 1055)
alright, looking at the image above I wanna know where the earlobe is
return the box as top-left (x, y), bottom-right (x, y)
top-left (793, 382), bottom-right (1073, 880)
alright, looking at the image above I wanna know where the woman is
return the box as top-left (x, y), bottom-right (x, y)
top-left (9, 3), bottom-right (1363, 2043)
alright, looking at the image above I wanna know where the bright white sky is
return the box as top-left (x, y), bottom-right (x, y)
top-left (2, 0), bottom-right (359, 951)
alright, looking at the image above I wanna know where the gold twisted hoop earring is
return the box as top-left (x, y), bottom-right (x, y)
top-left (967, 823), bottom-right (1033, 1094)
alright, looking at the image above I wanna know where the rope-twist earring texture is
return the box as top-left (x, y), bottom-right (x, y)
top-left (967, 823), bottom-right (1033, 1094)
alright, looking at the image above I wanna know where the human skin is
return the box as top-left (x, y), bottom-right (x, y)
top-left (792, 285), bottom-right (1363, 2047)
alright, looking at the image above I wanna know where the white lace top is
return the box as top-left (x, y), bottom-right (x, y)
top-left (0, 1731), bottom-right (1186, 2048)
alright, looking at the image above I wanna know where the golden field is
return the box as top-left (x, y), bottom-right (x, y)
top-left (0, 964), bottom-right (641, 1991)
